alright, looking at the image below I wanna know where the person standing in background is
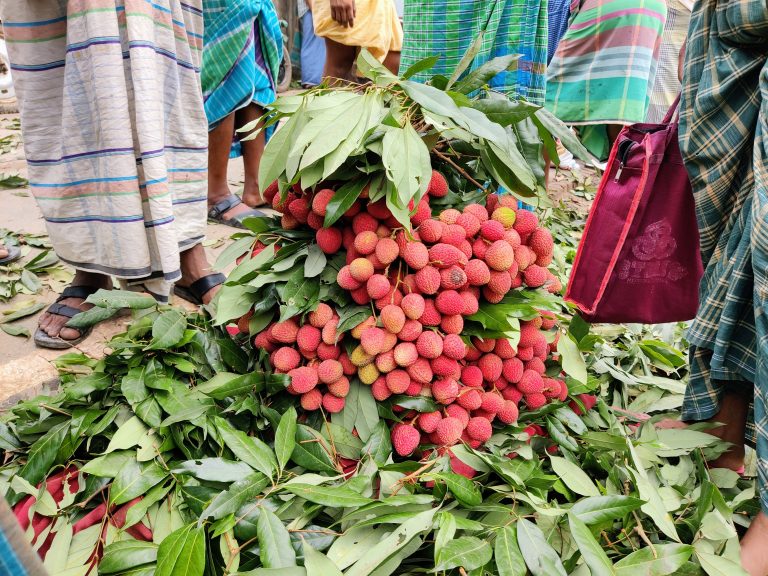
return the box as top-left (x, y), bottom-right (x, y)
top-left (312, 0), bottom-right (403, 81)
top-left (0, 0), bottom-right (224, 349)
top-left (203, 0), bottom-right (282, 228)
top-left (545, 0), bottom-right (667, 162)
top-left (298, 0), bottom-right (326, 87)
top-left (399, 0), bottom-right (548, 106)
top-left (645, 0), bottom-right (692, 123)
top-left (671, 0), bottom-right (768, 572)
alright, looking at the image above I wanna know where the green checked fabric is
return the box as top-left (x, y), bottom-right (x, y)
top-left (399, 0), bottom-right (548, 105)
top-left (678, 0), bottom-right (768, 514)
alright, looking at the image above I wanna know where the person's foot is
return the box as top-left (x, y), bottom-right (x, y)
top-left (741, 511), bottom-right (768, 575)
top-left (177, 244), bottom-right (221, 305)
top-left (242, 184), bottom-right (265, 208)
top-left (38, 272), bottom-right (111, 341)
top-left (208, 188), bottom-right (258, 220)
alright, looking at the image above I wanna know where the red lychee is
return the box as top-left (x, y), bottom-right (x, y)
top-left (392, 423), bottom-right (421, 456)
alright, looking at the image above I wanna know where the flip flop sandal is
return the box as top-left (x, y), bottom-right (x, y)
top-left (173, 273), bottom-right (226, 306)
top-left (0, 242), bottom-right (20, 265)
top-left (208, 195), bottom-right (266, 229)
top-left (33, 285), bottom-right (101, 349)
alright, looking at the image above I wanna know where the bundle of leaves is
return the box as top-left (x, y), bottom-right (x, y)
top-left (0, 293), bottom-right (756, 576)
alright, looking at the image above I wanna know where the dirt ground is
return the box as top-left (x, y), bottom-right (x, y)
top-left (0, 111), bottom-right (590, 405)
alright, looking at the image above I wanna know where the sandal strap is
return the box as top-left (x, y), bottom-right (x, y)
top-left (47, 302), bottom-right (84, 319)
top-left (208, 195), bottom-right (243, 219)
top-left (59, 285), bottom-right (100, 302)
top-left (187, 273), bottom-right (226, 302)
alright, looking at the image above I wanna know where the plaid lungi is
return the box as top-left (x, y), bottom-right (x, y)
top-left (678, 0), bottom-right (768, 514)
top-left (399, 0), bottom-right (548, 106)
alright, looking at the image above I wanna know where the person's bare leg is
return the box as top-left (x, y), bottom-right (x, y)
top-left (235, 103), bottom-right (266, 207)
top-left (177, 244), bottom-right (220, 304)
top-left (383, 50), bottom-right (400, 75)
top-left (657, 382), bottom-right (750, 471)
top-left (208, 113), bottom-right (253, 219)
top-left (323, 38), bottom-right (357, 83)
top-left (38, 271), bottom-right (112, 340)
top-left (741, 511), bottom-right (768, 575)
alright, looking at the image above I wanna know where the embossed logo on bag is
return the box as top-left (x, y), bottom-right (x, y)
top-left (617, 220), bottom-right (687, 283)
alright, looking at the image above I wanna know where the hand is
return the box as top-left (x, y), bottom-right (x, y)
top-left (306, 0), bottom-right (313, 9)
top-left (678, 41), bottom-right (686, 82)
top-left (330, 0), bottom-right (355, 26)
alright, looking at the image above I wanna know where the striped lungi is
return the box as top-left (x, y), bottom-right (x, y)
top-left (678, 0), bottom-right (768, 514)
top-left (545, 0), bottom-right (667, 160)
top-left (399, 0), bottom-right (548, 105)
top-left (201, 0), bottom-right (282, 133)
top-left (0, 0), bottom-right (208, 298)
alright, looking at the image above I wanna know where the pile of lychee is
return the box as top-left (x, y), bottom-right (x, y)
top-left (253, 303), bottom-right (354, 414)
top-left (258, 171), bottom-right (568, 458)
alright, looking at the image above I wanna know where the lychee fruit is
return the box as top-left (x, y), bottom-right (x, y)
top-left (316, 227), bottom-right (342, 254)
top-left (502, 358), bottom-right (524, 383)
top-left (465, 259), bottom-right (491, 286)
top-left (322, 393), bottom-right (345, 413)
top-left (350, 258), bottom-right (375, 282)
top-left (481, 391), bottom-right (505, 413)
top-left (466, 417), bottom-right (493, 442)
top-left (271, 319), bottom-right (299, 343)
top-left (318, 359), bottom-right (343, 384)
top-left (416, 330), bottom-right (443, 359)
top-left (418, 411), bottom-right (442, 433)
top-left (456, 213), bottom-right (481, 237)
top-left (497, 400), bottom-right (519, 424)
top-left (407, 357), bottom-right (433, 383)
top-left (460, 291), bottom-right (479, 315)
top-left (428, 243), bottom-right (466, 268)
top-left (312, 189), bottom-right (335, 216)
top-left (523, 265), bottom-right (548, 288)
top-left (328, 376), bottom-right (350, 398)
top-left (513, 209), bottom-right (538, 237)
top-left (398, 319), bottom-right (423, 341)
top-left (440, 314), bottom-right (464, 335)
top-left (435, 417), bottom-right (464, 445)
top-left (393, 342), bottom-right (418, 367)
top-left (375, 238), bottom-right (399, 265)
top-left (479, 353), bottom-right (503, 382)
top-left (354, 230), bottom-right (379, 255)
top-left (418, 219), bottom-right (444, 244)
top-left (403, 242), bottom-right (430, 270)
top-left (445, 404), bottom-right (470, 428)
top-left (274, 347), bottom-right (301, 371)
top-left (432, 378), bottom-right (459, 404)
top-left (464, 204), bottom-right (489, 222)
top-left (288, 366), bottom-right (318, 393)
top-left (317, 342), bottom-right (341, 360)
top-left (371, 377), bottom-right (391, 401)
top-left (442, 334), bottom-right (466, 360)
top-left (431, 356), bottom-right (460, 378)
top-left (438, 208), bottom-right (461, 225)
top-left (352, 212), bottom-right (379, 235)
top-left (427, 170), bottom-right (449, 197)
top-left (321, 316), bottom-right (339, 345)
top-left (401, 293), bottom-right (426, 320)
top-left (358, 363), bottom-right (380, 385)
top-left (366, 274), bottom-right (391, 300)
top-left (485, 240), bottom-right (515, 271)
top-left (480, 220), bottom-right (505, 241)
top-left (376, 349), bottom-right (397, 373)
top-left (435, 290), bottom-right (465, 316)
top-left (492, 207), bottom-right (517, 229)
top-left (392, 423), bottom-right (421, 456)
top-left (419, 299), bottom-right (442, 326)
top-left (457, 388), bottom-right (483, 411)
top-left (337, 265), bottom-right (362, 290)
top-left (301, 389), bottom-right (323, 411)
top-left (518, 369), bottom-right (545, 394)
top-left (415, 266), bottom-right (441, 294)
top-left (524, 393), bottom-right (547, 410)
top-left (385, 369), bottom-right (411, 394)
top-left (461, 365), bottom-right (483, 388)
top-left (381, 305), bottom-right (406, 334)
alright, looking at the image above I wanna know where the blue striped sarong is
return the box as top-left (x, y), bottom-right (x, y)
top-left (201, 0), bottom-right (283, 154)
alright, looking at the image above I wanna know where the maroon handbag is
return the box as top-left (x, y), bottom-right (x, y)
top-left (565, 98), bottom-right (703, 324)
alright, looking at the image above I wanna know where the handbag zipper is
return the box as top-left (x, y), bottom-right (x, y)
top-left (613, 139), bottom-right (635, 182)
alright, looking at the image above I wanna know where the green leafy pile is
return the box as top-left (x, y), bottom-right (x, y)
top-left (0, 288), bottom-right (755, 576)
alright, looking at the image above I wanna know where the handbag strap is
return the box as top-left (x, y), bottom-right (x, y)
top-left (662, 93), bottom-right (682, 124)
